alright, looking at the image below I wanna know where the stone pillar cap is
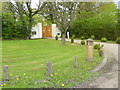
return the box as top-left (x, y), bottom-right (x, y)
top-left (87, 38), bottom-right (94, 42)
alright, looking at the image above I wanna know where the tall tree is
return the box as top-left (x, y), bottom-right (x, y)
top-left (118, 1), bottom-right (120, 37)
top-left (42, 2), bottom-right (78, 45)
top-left (4, 0), bottom-right (45, 39)
top-left (69, 2), bottom-right (118, 40)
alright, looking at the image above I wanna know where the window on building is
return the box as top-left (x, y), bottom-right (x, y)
top-left (32, 31), bottom-right (36, 35)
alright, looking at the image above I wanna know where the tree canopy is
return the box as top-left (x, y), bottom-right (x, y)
top-left (2, 1), bottom-right (119, 42)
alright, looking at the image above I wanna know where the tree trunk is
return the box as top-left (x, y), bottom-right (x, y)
top-left (28, 17), bottom-right (32, 39)
top-left (62, 32), bottom-right (66, 45)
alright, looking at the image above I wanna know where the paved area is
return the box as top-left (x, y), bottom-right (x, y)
top-left (49, 38), bottom-right (119, 88)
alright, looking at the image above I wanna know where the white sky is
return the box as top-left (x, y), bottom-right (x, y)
top-left (10, 0), bottom-right (120, 8)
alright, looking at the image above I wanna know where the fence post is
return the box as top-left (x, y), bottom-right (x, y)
top-left (47, 62), bottom-right (52, 75)
top-left (4, 65), bottom-right (8, 81)
top-left (74, 56), bottom-right (78, 68)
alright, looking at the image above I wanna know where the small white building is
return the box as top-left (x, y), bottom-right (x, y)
top-left (31, 23), bottom-right (61, 39)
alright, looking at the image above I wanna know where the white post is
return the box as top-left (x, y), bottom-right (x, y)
top-left (52, 24), bottom-right (56, 37)
top-left (67, 32), bottom-right (70, 39)
top-left (38, 23), bottom-right (42, 38)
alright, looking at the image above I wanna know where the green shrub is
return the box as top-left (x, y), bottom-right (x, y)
top-left (101, 38), bottom-right (107, 42)
top-left (81, 40), bottom-right (85, 45)
top-left (94, 44), bottom-right (104, 57)
top-left (91, 35), bottom-right (95, 40)
top-left (55, 35), bottom-right (58, 40)
top-left (81, 36), bottom-right (85, 40)
top-left (71, 35), bottom-right (75, 43)
top-left (116, 37), bottom-right (120, 44)
top-left (94, 44), bottom-right (101, 49)
top-left (98, 49), bottom-right (104, 57)
top-left (94, 44), bottom-right (104, 50)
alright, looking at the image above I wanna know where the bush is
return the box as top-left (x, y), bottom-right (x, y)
top-left (55, 35), bottom-right (58, 40)
top-left (94, 44), bottom-right (104, 50)
top-left (81, 36), bottom-right (85, 40)
top-left (71, 35), bottom-right (75, 43)
top-left (81, 40), bottom-right (85, 45)
top-left (91, 35), bottom-right (95, 40)
top-left (2, 13), bottom-right (29, 40)
top-left (94, 44), bottom-right (101, 49)
top-left (101, 38), bottom-right (107, 42)
top-left (94, 44), bottom-right (104, 57)
top-left (98, 49), bottom-right (104, 57)
top-left (116, 37), bottom-right (120, 44)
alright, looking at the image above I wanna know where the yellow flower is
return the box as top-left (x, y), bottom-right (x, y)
top-left (10, 74), bottom-right (12, 76)
top-left (1, 85), bottom-right (3, 86)
top-left (24, 73), bottom-right (26, 75)
top-left (89, 67), bottom-right (91, 69)
top-left (55, 73), bottom-right (57, 75)
top-left (44, 80), bottom-right (46, 82)
top-left (50, 74), bottom-right (53, 76)
top-left (61, 84), bottom-right (65, 87)
top-left (16, 78), bottom-right (19, 80)
top-left (3, 83), bottom-right (6, 86)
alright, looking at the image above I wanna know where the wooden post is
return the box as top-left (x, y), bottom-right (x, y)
top-left (74, 56), bottom-right (78, 68)
top-left (4, 65), bottom-right (8, 81)
top-left (47, 62), bottom-right (52, 75)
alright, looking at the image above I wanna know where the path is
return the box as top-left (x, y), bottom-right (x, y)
top-left (48, 37), bottom-right (119, 88)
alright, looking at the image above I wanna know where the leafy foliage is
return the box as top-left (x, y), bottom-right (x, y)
top-left (94, 44), bottom-right (103, 50)
top-left (81, 36), bottom-right (85, 40)
top-left (69, 2), bottom-right (118, 41)
top-left (91, 35), bottom-right (95, 40)
top-left (55, 35), bottom-right (58, 40)
top-left (116, 37), bottom-right (120, 44)
top-left (71, 35), bottom-right (75, 43)
top-left (2, 13), bottom-right (29, 39)
top-left (94, 44), bottom-right (104, 57)
top-left (81, 40), bottom-right (85, 45)
top-left (101, 38), bottom-right (107, 42)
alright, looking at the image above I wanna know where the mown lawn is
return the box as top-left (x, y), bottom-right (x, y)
top-left (1, 39), bottom-right (103, 88)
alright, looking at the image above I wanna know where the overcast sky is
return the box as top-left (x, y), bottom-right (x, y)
top-left (30, 0), bottom-right (119, 8)
top-left (10, 0), bottom-right (119, 8)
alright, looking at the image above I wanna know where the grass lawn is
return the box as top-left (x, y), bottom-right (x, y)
top-left (1, 39), bottom-right (103, 88)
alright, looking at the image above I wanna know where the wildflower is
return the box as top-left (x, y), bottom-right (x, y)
top-left (24, 73), bottom-right (26, 75)
top-left (61, 84), bottom-right (65, 87)
top-left (44, 80), bottom-right (46, 82)
top-left (16, 78), bottom-right (19, 80)
top-left (3, 83), bottom-right (6, 86)
top-left (55, 73), bottom-right (57, 75)
top-left (10, 74), bottom-right (12, 76)
top-left (89, 67), bottom-right (91, 69)
top-left (50, 74), bottom-right (53, 76)
top-left (1, 85), bottom-right (3, 87)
